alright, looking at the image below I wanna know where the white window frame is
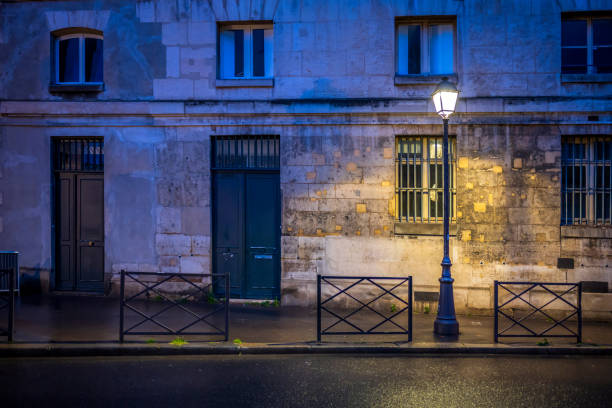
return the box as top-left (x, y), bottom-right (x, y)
top-left (562, 15), bottom-right (612, 74)
top-left (54, 32), bottom-right (104, 84)
top-left (396, 19), bottom-right (456, 76)
top-left (219, 24), bottom-right (273, 80)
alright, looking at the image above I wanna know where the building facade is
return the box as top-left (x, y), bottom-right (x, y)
top-left (0, 0), bottom-right (611, 319)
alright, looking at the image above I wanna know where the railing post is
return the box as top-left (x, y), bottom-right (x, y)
top-left (493, 280), bottom-right (498, 343)
top-left (119, 269), bottom-right (125, 343)
top-left (317, 274), bottom-right (321, 343)
top-left (577, 282), bottom-right (582, 344)
top-left (225, 272), bottom-right (230, 342)
top-left (408, 277), bottom-right (413, 342)
top-left (8, 268), bottom-right (15, 343)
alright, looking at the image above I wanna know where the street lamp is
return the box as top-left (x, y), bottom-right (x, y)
top-left (431, 77), bottom-right (459, 336)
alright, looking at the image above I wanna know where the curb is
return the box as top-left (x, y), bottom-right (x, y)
top-left (1, 343), bottom-right (611, 357)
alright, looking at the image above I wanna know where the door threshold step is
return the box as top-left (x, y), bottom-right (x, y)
top-left (229, 299), bottom-right (277, 305)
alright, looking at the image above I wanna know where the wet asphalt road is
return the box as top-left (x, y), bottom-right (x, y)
top-left (1, 355), bottom-right (611, 407)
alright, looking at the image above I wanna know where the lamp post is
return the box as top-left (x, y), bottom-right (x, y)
top-left (431, 77), bottom-right (459, 336)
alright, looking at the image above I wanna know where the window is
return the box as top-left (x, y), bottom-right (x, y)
top-left (562, 16), bottom-right (612, 74)
top-left (53, 30), bottom-right (103, 84)
top-left (561, 135), bottom-right (611, 225)
top-left (396, 19), bottom-right (455, 76)
top-left (219, 24), bottom-right (273, 79)
top-left (396, 136), bottom-right (456, 223)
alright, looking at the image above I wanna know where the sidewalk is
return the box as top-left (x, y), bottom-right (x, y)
top-left (1, 294), bottom-right (611, 357)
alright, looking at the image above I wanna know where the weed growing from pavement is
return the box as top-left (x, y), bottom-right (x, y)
top-left (390, 304), bottom-right (397, 313)
top-left (537, 338), bottom-right (550, 346)
top-left (233, 338), bottom-right (243, 346)
top-left (146, 338), bottom-right (156, 344)
top-left (170, 337), bottom-right (188, 346)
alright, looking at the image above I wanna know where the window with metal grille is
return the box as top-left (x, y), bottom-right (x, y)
top-left (53, 138), bottom-right (104, 172)
top-left (212, 135), bottom-right (279, 170)
top-left (396, 136), bottom-right (456, 223)
top-left (561, 135), bottom-right (612, 225)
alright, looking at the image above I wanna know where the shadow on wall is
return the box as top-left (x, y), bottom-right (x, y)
top-left (19, 266), bottom-right (47, 295)
top-left (301, 78), bottom-right (344, 99)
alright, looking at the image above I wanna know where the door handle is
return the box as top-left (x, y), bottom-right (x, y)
top-left (88, 241), bottom-right (94, 247)
top-left (222, 252), bottom-right (235, 261)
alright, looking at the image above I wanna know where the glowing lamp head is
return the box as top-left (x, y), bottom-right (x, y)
top-left (431, 78), bottom-right (459, 119)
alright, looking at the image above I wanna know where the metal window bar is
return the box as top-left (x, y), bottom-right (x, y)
top-left (53, 138), bottom-right (104, 172)
top-left (493, 281), bottom-right (582, 344)
top-left (396, 136), bottom-right (456, 223)
top-left (316, 275), bottom-right (412, 342)
top-left (562, 135), bottom-right (612, 225)
top-left (119, 270), bottom-right (229, 342)
top-left (0, 269), bottom-right (15, 342)
top-left (212, 135), bottom-right (279, 170)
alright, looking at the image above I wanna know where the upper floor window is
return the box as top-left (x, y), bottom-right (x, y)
top-left (396, 135), bottom-right (456, 223)
top-left (219, 24), bottom-right (273, 79)
top-left (562, 16), bottom-right (612, 74)
top-left (396, 19), bottom-right (455, 76)
top-left (52, 29), bottom-right (103, 85)
top-left (561, 135), bottom-right (611, 225)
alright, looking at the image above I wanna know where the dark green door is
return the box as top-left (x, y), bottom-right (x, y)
top-left (213, 171), bottom-right (280, 299)
top-left (245, 173), bottom-right (280, 298)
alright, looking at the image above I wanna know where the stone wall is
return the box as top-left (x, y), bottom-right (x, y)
top-left (1, 0), bottom-right (611, 318)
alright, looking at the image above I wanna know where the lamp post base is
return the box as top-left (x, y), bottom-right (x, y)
top-left (434, 318), bottom-right (459, 336)
top-left (434, 274), bottom-right (459, 336)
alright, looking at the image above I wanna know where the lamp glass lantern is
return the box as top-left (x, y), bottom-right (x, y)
top-left (431, 78), bottom-right (459, 119)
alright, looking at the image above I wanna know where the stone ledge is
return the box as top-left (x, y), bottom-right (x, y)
top-left (561, 225), bottom-right (612, 239)
top-left (48, 83), bottom-right (105, 93)
top-left (216, 79), bottom-right (274, 88)
top-left (561, 73), bottom-right (612, 83)
top-left (394, 222), bottom-right (457, 236)
top-left (394, 74), bottom-right (458, 86)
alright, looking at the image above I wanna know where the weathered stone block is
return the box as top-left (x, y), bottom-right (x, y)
top-left (181, 207), bottom-right (210, 235)
top-left (156, 233), bottom-right (191, 256)
top-left (157, 207), bottom-right (181, 233)
top-left (191, 235), bottom-right (211, 255)
top-left (180, 255), bottom-right (210, 274)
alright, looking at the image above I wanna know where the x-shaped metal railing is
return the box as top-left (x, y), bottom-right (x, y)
top-left (317, 275), bottom-right (412, 342)
top-left (494, 281), bottom-right (582, 343)
top-left (119, 270), bottom-right (229, 342)
top-left (0, 269), bottom-right (15, 342)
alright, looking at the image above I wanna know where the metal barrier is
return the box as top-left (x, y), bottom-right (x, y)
top-left (120, 270), bottom-right (229, 342)
top-left (494, 281), bottom-right (582, 343)
top-left (0, 269), bottom-right (15, 342)
top-left (317, 275), bottom-right (413, 342)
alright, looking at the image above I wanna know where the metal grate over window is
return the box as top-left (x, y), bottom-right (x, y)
top-left (561, 135), bottom-right (612, 225)
top-left (396, 135), bottom-right (456, 223)
top-left (53, 138), bottom-right (104, 172)
top-left (212, 135), bottom-right (279, 170)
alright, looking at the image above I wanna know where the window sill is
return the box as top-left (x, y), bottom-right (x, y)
top-left (561, 73), bottom-right (612, 84)
top-left (561, 225), bottom-right (612, 239)
top-left (394, 73), bottom-right (458, 86)
top-left (49, 83), bottom-right (105, 93)
top-left (215, 79), bottom-right (274, 88)
top-left (394, 222), bottom-right (457, 236)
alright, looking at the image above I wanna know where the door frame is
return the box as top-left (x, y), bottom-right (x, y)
top-left (211, 168), bottom-right (281, 299)
top-left (51, 137), bottom-right (105, 293)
